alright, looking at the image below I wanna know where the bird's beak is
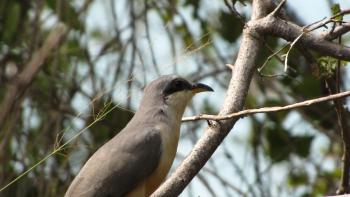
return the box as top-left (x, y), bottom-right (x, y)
top-left (191, 83), bottom-right (214, 94)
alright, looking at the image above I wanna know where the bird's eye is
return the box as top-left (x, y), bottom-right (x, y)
top-left (163, 78), bottom-right (190, 96)
top-left (173, 80), bottom-right (184, 89)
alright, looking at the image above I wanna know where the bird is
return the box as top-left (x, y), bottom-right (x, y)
top-left (65, 75), bottom-right (213, 197)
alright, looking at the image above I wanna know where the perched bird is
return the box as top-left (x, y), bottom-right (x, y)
top-left (65, 75), bottom-right (213, 197)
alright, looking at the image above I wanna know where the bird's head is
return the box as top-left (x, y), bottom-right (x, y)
top-left (141, 75), bottom-right (213, 116)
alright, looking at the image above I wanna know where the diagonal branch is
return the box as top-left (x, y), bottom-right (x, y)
top-left (182, 90), bottom-right (350, 122)
top-left (0, 24), bottom-right (67, 128)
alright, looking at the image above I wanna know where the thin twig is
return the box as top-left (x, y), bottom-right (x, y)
top-left (269, 0), bottom-right (286, 17)
top-left (144, 0), bottom-right (161, 76)
top-left (307, 9), bottom-right (350, 32)
top-left (258, 43), bottom-right (289, 73)
top-left (284, 31), bottom-right (304, 72)
top-left (223, 0), bottom-right (245, 25)
top-left (323, 22), bottom-right (350, 40)
top-left (182, 90), bottom-right (350, 122)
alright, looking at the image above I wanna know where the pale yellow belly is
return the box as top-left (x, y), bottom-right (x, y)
top-left (144, 127), bottom-right (180, 196)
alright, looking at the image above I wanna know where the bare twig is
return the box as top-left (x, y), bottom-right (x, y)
top-left (195, 174), bottom-right (216, 197)
top-left (224, 0), bottom-right (245, 25)
top-left (269, 0), bottom-right (286, 17)
top-left (284, 31), bottom-right (304, 72)
top-left (258, 43), bottom-right (289, 73)
top-left (307, 8), bottom-right (350, 32)
top-left (144, 0), bottom-right (161, 76)
top-left (182, 90), bottom-right (350, 122)
top-left (192, 67), bottom-right (229, 82)
top-left (202, 167), bottom-right (247, 196)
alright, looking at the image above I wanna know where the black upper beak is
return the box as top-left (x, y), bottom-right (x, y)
top-left (191, 83), bottom-right (214, 93)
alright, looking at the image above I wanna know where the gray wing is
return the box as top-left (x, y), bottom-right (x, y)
top-left (65, 128), bottom-right (162, 197)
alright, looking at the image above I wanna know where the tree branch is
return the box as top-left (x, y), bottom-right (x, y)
top-left (182, 90), bottom-right (350, 122)
top-left (323, 22), bottom-right (350, 40)
top-left (269, 0), bottom-right (286, 17)
top-left (0, 24), bottom-right (67, 128)
top-left (250, 16), bottom-right (350, 60)
top-left (308, 8), bottom-right (350, 32)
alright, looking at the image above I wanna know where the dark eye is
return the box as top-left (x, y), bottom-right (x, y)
top-left (163, 78), bottom-right (190, 96)
top-left (173, 80), bottom-right (184, 89)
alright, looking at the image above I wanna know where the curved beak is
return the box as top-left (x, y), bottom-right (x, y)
top-left (191, 83), bottom-right (214, 94)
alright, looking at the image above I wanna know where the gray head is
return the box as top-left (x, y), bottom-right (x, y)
top-left (140, 75), bottom-right (213, 113)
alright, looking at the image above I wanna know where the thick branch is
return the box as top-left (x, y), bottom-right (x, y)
top-left (151, 0), bottom-right (271, 196)
top-left (323, 22), bottom-right (350, 40)
top-left (250, 16), bottom-right (350, 60)
top-left (0, 25), bottom-right (67, 128)
top-left (182, 90), bottom-right (350, 122)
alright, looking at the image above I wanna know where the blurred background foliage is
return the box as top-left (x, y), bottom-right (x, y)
top-left (0, 0), bottom-right (349, 196)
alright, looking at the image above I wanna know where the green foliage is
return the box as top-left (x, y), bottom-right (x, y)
top-left (88, 100), bottom-right (134, 147)
top-left (265, 125), bottom-right (292, 162)
top-left (317, 56), bottom-right (347, 78)
top-left (315, 169), bottom-right (341, 195)
top-left (294, 75), bottom-right (321, 98)
top-left (331, 4), bottom-right (342, 21)
top-left (293, 135), bottom-right (313, 158)
top-left (288, 169), bottom-right (309, 187)
top-left (264, 124), bottom-right (314, 162)
top-left (46, 0), bottom-right (82, 31)
top-left (175, 24), bottom-right (195, 49)
top-left (201, 98), bottom-right (216, 114)
top-left (1, 1), bottom-right (20, 43)
top-left (184, 0), bottom-right (200, 18)
top-left (218, 11), bottom-right (244, 43)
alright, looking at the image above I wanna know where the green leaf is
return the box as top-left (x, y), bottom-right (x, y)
top-left (288, 170), bottom-right (308, 187)
top-left (292, 136), bottom-right (314, 158)
top-left (217, 11), bottom-right (244, 43)
top-left (294, 75), bottom-right (321, 97)
top-left (184, 0), bottom-right (200, 18)
top-left (317, 56), bottom-right (337, 78)
top-left (89, 101), bottom-right (134, 146)
top-left (201, 99), bottom-right (216, 114)
top-left (2, 2), bottom-right (20, 42)
top-left (331, 4), bottom-right (342, 21)
top-left (46, 0), bottom-right (82, 31)
top-left (265, 126), bottom-right (292, 162)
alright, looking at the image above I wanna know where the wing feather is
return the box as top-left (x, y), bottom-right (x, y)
top-left (65, 127), bottom-right (162, 197)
